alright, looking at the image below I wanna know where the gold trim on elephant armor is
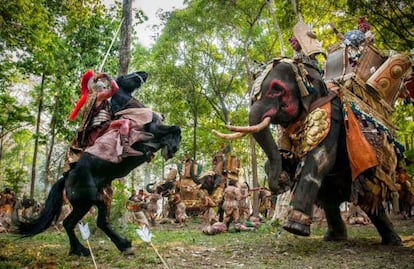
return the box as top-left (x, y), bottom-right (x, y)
top-left (250, 62), bottom-right (274, 102)
top-left (287, 102), bottom-right (331, 158)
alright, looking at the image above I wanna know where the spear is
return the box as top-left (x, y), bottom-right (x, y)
top-left (97, 18), bottom-right (125, 72)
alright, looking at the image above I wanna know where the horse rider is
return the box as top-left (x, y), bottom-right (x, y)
top-left (64, 70), bottom-right (141, 173)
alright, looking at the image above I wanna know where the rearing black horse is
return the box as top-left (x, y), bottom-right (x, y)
top-left (17, 72), bottom-right (181, 256)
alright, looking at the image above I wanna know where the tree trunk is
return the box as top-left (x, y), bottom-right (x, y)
top-left (291, 0), bottom-right (303, 22)
top-left (30, 73), bottom-right (45, 199)
top-left (267, 0), bottom-right (286, 57)
top-left (241, 3), bottom-right (266, 217)
top-left (118, 0), bottom-right (132, 75)
top-left (43, 88), bottom-right (60, 193)
top-left (192, 86), bottom-right (198, 162)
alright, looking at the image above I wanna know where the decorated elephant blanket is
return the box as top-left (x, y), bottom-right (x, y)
top-left (329, 82), bottom-right (402, 213)
top-left (285, 102), bottom-right (331, 158)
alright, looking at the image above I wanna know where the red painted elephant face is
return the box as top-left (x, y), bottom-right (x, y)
top-left (257, 63), bottom-right (303, 127)
top-left (212, 59), bottom-right (327, 194)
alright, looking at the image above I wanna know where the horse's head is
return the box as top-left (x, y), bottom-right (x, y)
top-left (115, 71), bottom-right (148, 94)
top-left (137, 112), bottom-right (181, 161)
top-left (112, 71), bottom-right (148, 113)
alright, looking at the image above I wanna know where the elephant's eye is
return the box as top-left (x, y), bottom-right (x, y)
top-left (266, 79), bottom-right (286, 98)
top-left (272, 85), bottom-right (284, 95)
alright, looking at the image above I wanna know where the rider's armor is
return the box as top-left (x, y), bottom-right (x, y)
top-left (91, 107), bottom-right (111, 128)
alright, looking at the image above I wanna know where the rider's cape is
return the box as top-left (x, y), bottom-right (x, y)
top-left (85, 108), bottom-right (154, 163)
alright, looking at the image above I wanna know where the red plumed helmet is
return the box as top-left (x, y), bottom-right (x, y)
top-left (69, 70), bottom-right (94, 121)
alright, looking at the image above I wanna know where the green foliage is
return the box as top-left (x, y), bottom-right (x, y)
top-left (3, 166), bottom-right (27, 193)
top-left (1, 0), bottom-right (413, 199)
top-left (110, 179), bottom-right (130, 222)
top-left (0, 92), bottom-right (34, 137)
top-left (393, 102), bottom-right (414, 174)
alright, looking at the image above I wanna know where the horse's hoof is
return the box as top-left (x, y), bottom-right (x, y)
top-left (381, 235), bottom-right (403, 246)
top-left (323, 230), bottom-right (347, 242)
top-left (122, 247), bottom-right (135, 256)
top-left (283, 220), bottom-right (310, 236)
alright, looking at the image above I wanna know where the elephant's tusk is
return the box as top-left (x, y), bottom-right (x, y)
top-left (212, 130), bottom-right (248, 140)
top-left (225, 117), bottom-right (271, 133)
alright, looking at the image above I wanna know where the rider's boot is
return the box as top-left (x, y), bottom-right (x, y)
top-left (120, 134), bottom-right (143, 158)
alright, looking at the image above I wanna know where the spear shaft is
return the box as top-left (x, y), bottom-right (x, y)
top-left (97, 18), bottom-right (125, 72)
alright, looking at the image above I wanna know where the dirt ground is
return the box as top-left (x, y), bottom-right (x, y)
top-left (147, 215), bottom-right (414, 269)
top-left (1, 213), bottom-right (414, 269)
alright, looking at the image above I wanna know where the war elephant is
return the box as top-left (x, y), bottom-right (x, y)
top-left (145, 180), bottom-right (177, 197)
top-left (213, 58), bottom-right (402, 245)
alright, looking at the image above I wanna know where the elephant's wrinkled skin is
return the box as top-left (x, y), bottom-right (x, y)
top-left (216, 59), bottom-right (401, 245)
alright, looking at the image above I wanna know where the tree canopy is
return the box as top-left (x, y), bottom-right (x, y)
top-left (1, 0), bottom-right (413, 196)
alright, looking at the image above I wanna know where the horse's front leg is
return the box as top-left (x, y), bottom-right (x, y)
top-left (95, 197), bottom-right (133, 255)
top-left (62, 203), bottom-right (92, 256)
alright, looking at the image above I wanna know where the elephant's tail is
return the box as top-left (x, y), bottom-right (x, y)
top-left (16, 175), bottom-right (66, 237)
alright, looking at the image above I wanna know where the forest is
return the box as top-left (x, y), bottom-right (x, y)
top-left (1, 0), bottom-right (413, 202)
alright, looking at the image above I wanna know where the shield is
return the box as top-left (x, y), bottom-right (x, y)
top-left (367, 53), bottom-right (411, 106)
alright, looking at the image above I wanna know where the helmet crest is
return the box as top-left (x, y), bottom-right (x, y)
top-left (69, 70), bottom-right (94, 121)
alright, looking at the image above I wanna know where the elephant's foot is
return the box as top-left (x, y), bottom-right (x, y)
top-left (323, 228), bottom-right (347, 242)
top-left (381, 233), bottom-right (403, 246)
top-left (283, 210), bottom-right (311, 236)
top-left (69, 245), bottom-right (91, 256)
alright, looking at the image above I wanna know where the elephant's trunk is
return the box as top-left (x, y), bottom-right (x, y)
top-left (145, 182), bottom-right (156, 193)
top-left (212, 117), bottom-right (271, 139)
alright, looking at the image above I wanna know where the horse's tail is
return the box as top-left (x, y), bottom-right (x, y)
top-left (16, 175), bottom-right (66, 237)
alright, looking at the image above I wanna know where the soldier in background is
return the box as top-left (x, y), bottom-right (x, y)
top-left (173, 193), bottom-right (187, 226)
top-left (222, 179), bottom-right (241, 229)
top-left (199, 191), bottom-right (218, 227)
top-left (238, 183), bottom-right (251, 222)
top-left (289, 36), bottom-right (320, 69)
